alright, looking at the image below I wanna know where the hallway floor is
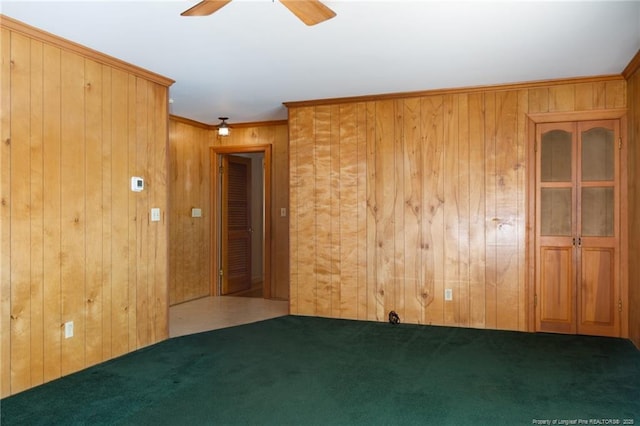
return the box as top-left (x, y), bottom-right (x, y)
top-left (169, 296), bottom-right (289, 338)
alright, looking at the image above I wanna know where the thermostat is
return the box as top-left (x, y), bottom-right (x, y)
top-left (131, 176), bottom-right (144, 192)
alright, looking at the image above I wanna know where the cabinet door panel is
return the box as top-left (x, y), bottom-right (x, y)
top-left (538, 246), bottom-right (576, 333)
top-left (578, 247), bottom-right (618, 337)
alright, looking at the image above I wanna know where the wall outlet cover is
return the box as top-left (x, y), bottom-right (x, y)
top-left (64, 321), bottom-right (74, 339)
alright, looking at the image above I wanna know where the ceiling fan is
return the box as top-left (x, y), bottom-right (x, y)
top-left (181, 0), bottom-right (336, 26)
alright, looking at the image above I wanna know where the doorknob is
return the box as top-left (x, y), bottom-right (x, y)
top-left (248, 227), bottom-right (253, 233)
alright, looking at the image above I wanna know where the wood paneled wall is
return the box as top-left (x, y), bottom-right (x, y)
top-left (169, 118), bottom-right (290, 304)
top-left (287, 76), bottom-right (627, 331)
top-left (625, 52), bottom-right (640, 349)
top-left (0, 17), bottom-right (172, 397)
top-left (168, 118), bottom-right (212, 304)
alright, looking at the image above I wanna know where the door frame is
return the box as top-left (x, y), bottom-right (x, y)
top-left (525, 108), bottom-right (628, 336)
top-left (210, 145), bottom-right (272, 298)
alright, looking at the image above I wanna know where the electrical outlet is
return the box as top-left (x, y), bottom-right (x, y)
top-left (444, 289), bottom-right (453, 301)
top-left (64, 321), bottom-right (74, 339)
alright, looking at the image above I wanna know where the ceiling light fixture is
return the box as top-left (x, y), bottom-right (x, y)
top-left (218, 117), bottom-right (230, 136)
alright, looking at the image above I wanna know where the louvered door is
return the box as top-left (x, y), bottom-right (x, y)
top-left (221, 155), bottom-right (252, 295)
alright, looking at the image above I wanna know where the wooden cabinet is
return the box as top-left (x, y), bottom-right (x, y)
top-left (535, 119), bottom-right (623, 337)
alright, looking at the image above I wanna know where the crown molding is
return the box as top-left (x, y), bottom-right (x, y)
top-left (622, 49), bottom-right (640, 80)
top-left (284, 74), bottom-right (625, 109)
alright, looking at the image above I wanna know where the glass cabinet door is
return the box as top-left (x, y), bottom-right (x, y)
top-left (580, 126), bottom-right (615, 237)
top-left (535, 119), bottom-right (621, 338)
top-left (540, 128), bottom-right (573, 237)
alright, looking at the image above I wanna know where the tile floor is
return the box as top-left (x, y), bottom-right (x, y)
top-left (169, 296), bottom-right (290, 338)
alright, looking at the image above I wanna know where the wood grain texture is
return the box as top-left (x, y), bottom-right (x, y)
top-left (10, 31), bottom-right (32, 393)
top-left (1, 26), bottom-right (170, 397)
top-left (0, 28), bottom-right (11, 396)
top-left (84, 58), bottom-right (104, 368)
top-left (288, 77), bottom-right (628, 332)
top-left (168, 120), bottom-right (209, 304)
top-left (315, 106), bottom-right (331, 317)
top-left (402, 98), bottom-right (423, 325)
top-left (42, 43), bottom-right (62, 383)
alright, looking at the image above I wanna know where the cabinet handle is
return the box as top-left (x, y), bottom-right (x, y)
top-left (578, 237), bottom-right (582, 247)
top-left (573, 237), bottom-right (576, 246)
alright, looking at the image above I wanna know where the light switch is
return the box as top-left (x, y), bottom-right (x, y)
top-left (151, 208), bottom-right (161, 222)
top-left (191, 208), bottom-right (202, 218)
top-left (281, 208), bottom-right (287, 217)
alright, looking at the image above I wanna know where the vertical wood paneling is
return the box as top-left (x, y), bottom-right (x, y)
top-left (135, 78), bottom-right (150, 348)
top-left (443, 95), bottom-right (459, 326)
top-left (288, 76), bottom-right (630, 332)
top-left (456, 94), bottom-right (470, 327)
top-left (84, 58), bottom-right (104, 367)
top-left (483, 92), bottom-right (498, 329)
top-left (356, 103), bottom-right (368, 320)
top-left (126, 74), bottom-right (137, 352)
top-left (365, 102), bottom-right (377, 322)
top-left (169, 122), bottom-right (201, 304)
top-left (10, 32), bottom-right (32, 393)
top-left (315, 106), bottom-right (332, 317)
top-left (0, 27), bottom-right (11, 396)
top-left (339, 104), bottom-right (359, 319)
top-left (528, 88), bottom-right (548, 113)
top-left (101, 64), bottom-right (113, 361)
top-left (296, 107), bottom-right (317, 315)
top-left (421, 96), bottom-right (445, 325)
top-left (374, 100), bottom-right (396, 321)
top-left (494, 91), bottom-right (519, 330)
top-left (289, 114), bottom-right (300, 314)
top-left (29, 39), bottom-right (44, 387)
top-left (605, 80), bottom-right (626, 109)
top-left (60, 50), bottom-right (86, 376)
top-left (329, 106), bottom-right (341, 316)
top-left (575, 83), bottom-right (594, 111)
top-left (151, 82), bottom-right (168, 342)
top-left (516, 89), bottom-right (528, 330)
top-left (42, 43), bottom-right (62, 383)
top-left (402, 98), bottom-right (423, 324)
top-left (272, 124), bottom-right (290, 300)
top-left (549, 85), bottom-right (575, 112)
top-left (1, 22), bottom-right (171, 397)
top-left (593, 82), bottom-right (607, 109)
top-left (110, 68), bottom-right (130, 358)
top-left (467, 92), bottom-right (486, 328)
top-left (393, 100), bottom-right (405, 321)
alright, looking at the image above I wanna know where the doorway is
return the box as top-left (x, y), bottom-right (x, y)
top-left (527, 111), bottom-right (628, 338)
top-left (211, 145), bottom-right (272, 299)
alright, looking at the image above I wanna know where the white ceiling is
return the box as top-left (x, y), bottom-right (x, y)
top-left (2, 1), bottom-right (640, 125)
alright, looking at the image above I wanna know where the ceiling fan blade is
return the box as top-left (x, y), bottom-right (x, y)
top-left (181, 0), bottom-right (232, 17)
top-left (279, 0), bottom-right (336, 26)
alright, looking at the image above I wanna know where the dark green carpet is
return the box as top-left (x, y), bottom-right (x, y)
top-left (1, 315), bottom-right (638, 425)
